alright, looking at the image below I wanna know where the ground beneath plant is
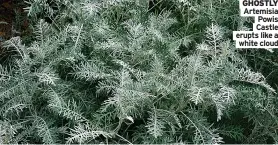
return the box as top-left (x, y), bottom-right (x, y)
top-left (0, 0), bottom-right (13, 41)
top-left (0, 0), bottom-right (29, 61)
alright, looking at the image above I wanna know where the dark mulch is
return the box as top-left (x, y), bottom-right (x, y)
top-left (0, 0), bottom-right (13, 41)
top-left (0, 0), bottom-right (29, 63)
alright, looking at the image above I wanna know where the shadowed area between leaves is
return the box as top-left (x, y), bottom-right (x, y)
top-left (0, 0), bottom-right (30, 63)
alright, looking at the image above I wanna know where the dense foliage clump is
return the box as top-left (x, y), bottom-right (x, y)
top-left (1, 0), bottom-right (278, 144)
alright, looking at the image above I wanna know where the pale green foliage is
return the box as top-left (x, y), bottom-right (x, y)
top-left (67, 123), bottom-right (112, 144)
top-left (0, 0), bottom-right (277, 144)
top-left (33, 116), bottom-right (57, 144)
top-left (0, 121), bottom-right (17, 144)
top-left (73, 61), bottom-right (111, 81)
top-left (146, 110), bottom-right (166, 138)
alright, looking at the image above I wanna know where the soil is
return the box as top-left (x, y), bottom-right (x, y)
top-left (0, 0), bottom-right (29, 40)
top-left (0, 0), bottom-right (13, 41)
top-left (0, 0), bottom-right (29, 62)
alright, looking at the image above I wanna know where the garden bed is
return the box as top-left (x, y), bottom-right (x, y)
top-left (0, 0), bottom-right (29, 62)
